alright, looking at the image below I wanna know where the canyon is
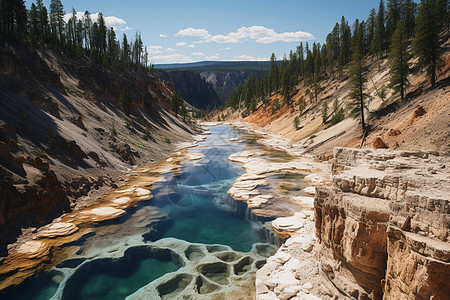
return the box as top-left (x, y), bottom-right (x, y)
top-left (1, 30), bottom-right (449, 300)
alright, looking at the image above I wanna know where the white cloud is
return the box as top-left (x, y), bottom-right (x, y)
top-left (205, 55), bottom-right (219, 60)
top-left (166, 48), bottom-right (176, 52)
top-left (220, 47), bottom-right (231, 50)
top-left (118, 26), bottom-right (133, 32)
top-left (233, 55), bottom-right (270, 61)
top-left (103, 16), bottom-right (126, 27)
top-left (159, 34), bottom-right (167, 38)
top-left (248, 26), bottom-right (314, 43)
top-left (187, 44), bottom-right (195, 48)
top-left (175, 27), bottom-right (211, 39)
top-left (174, 26), bottom-right (314, 44)
top-left (192, 52), bottom-right (205, 56)
top-left (176, 42), bottom-right (187, 47)
top-left (63, 12), bottom-right (131, 31)
top-left (147, 46), bottom-right (163, 54)
top-left (151, 54), bottom-right (194, 64)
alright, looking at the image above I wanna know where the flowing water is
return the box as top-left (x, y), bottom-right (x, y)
top-left (1, 124), bottom-right (298, 300)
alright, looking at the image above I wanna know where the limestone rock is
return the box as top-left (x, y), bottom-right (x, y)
top-left (248, 195), bottom-right (273, 208)
top-left (272, 213), bottom-right (308, 239)
top-left (315, 147), bottom-right (450, 299)
top-left (301, 186), bottom-right (316, 195)
top-left (37, 222), bottom-right (78, 239)
top-left (79, 206), bottom-right (126, 222)
top-left (15, 241), bottom-right (50, 259)
top-left (383, 226), bottom-right (450, 299)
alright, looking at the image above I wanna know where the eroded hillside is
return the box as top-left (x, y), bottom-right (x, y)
top-left (0, 43), bottom-right (199, 255)
top-left (213, 37), bottom-right (450, 157)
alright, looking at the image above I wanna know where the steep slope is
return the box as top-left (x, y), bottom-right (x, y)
top-left (156, 61), bottom-right (270, 102)
top-left (200, 70), bottom-right (256, 101)
top-left (214, 38), bottom-right (450, 156)
top-left (157, 70), bottom-right (221, 110)
top-left (0, 42), bottom-right (199, 256)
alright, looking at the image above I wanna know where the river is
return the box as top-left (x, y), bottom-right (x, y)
top-left (1, 124), bottom-right (308, 299)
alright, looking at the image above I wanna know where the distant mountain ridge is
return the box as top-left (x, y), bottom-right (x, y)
top-left (156, 61), bottom-right (270, 102)
top-left (155, 61), bottom-right (270, 73)
top-left (157, 70), bottom-right (222, 110)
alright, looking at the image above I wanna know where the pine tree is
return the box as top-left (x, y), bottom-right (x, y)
top-left (366, 9), bottom-right (376, 51)
top-left (83, 11), bottom-right (92, 50)
top-left (413, 0), bottom-right (444, 87)
top-left (403, 0), bottom-right (417, 36)
top-left (326, 23), bottom-right (340, 77)
top-left (170, 91), bottom-right (184, 117)
top-left (1, 0), bottom-right (13, 37)
top-left (372, 0), bottom-right (387, 58)
top-left (389, 21), bottom-right (411, 100)
top-left (97, 12), bottom-right (107, 55)
top-left (269, 53), bottom-right (279, 93)
top-left (296, 42), bottom-right (304, 76)
top-left (386, 0), bottom-right (404, 39)
top-left (339, 16), bottom-right (352, 68)
top-left (121, 33), bottom-right (130, 66)
top-left (13, 0), bottom-right (27, 41)
top-left (37, 0), bottom-right (50, 42)
top-left (50, 0), bottom-right (65, 46)
top-left (29, 3), bottom-right (40, 42)
top-left (348, 46), bottom-right (368, 133)
top-left (304, 48), bottom-right (314, 80)
top-left (107, 28), bottom-right (118, 65)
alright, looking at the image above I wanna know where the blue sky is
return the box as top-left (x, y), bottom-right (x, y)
top-left (34, 0), bottom-right (382, 64)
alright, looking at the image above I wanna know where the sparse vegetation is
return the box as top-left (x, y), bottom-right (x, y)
top-left (170, 90), bottom-right (184, 117)
top-left (321, 101), bottom-right (328, 124)
top-left (293, 116), bottom-right (300, 130)
top-left (297, 97), bottom-right (306, 114)
top-left (329, 99), bottom-right (345, 126)
top-left (46, 125), bottom-right (57, 152)
top-left (120, 88), bottom-right (132, 115)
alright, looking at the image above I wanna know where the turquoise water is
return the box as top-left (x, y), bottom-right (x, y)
top-left (0, 125), bottom-right (272, 300)
top-left (61, 247), bottom-right (181, 300)
top-left (149, 125), bottom-right (264, 251)
top-left (0, 272), bottom-right (60, 300)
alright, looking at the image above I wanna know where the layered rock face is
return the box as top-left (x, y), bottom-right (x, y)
top-left (157, 70), bottom-right (222, 109)
top-left (315, 147), bottom-right (449, 299)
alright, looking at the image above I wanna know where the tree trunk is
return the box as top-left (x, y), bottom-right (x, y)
top-left (359, 70), bottom-right (366, 133)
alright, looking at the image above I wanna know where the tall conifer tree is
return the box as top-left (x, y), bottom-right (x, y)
top-left (413, 0), bottom-right (444, 87)
top-left (348, 46), bottom-right (368, 133)
top-left (372, 0), bottom-right (387, 58)
top-left (389, 21), bottom-right (411, 100)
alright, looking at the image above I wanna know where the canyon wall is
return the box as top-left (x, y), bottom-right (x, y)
top-left (315, 147), bottom-right (449, 299)
top-left (157, 70), bottom-right (222, 110)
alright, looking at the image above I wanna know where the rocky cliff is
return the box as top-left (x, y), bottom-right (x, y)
top-left (201, 70), bottom-right (255, 101)
top-left (0, 43), bottom-right (198, 256)
top-left (157, 70), bottom-right (222, 110)
top-left (315, 147), bottom-right (449, 299)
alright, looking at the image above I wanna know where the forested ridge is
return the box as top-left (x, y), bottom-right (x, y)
top-left (223, 0), bottom-right (449, 134)
top-left (1, 0), bottom-right (152, 74)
